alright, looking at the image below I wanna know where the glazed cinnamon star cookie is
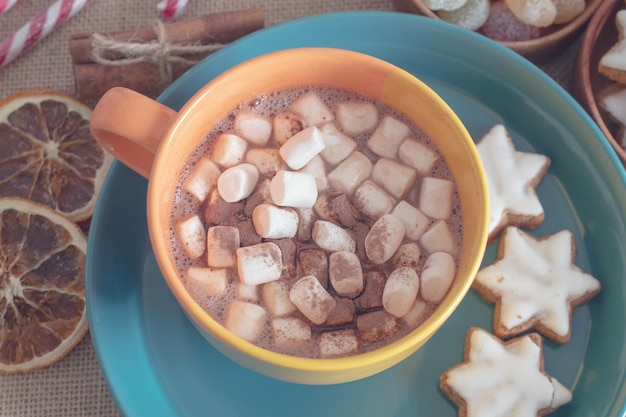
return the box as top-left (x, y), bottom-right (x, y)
top-left (440, 327), bottom-right (572, 417)
top-left (473, 226), bottom-right (601, 344)
top-left (476, 124), bottom-right (550, 244)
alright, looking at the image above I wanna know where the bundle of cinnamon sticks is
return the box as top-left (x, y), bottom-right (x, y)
top-left (72, 9), bottom-right (264, 101)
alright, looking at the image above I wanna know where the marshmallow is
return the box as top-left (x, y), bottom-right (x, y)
top-left (392, 242), bottom-right (422, 271)
top-left (319, 329), bottom-right (359, 358)
top-left (419, 177), bottom-right (454, 220)
top-left (383, 267), bottom-right (421, 318)
top-left (318, 123), bottom-right (358, 165)
top-left (244, 179), bottom-right (272, 216)
top-left (420, 220), bottom-right (457, 255)
top-left (175, 215), bottom-right (206, 259)
top-left (217, 163), bottom-right (259, 203)
top-left (270, 170), bottom-right (318, 208)
top-left (183, 156), bottom-right (221, 202)
top-left (329, 251), bottom-right (364, 298)
top-left (237, 282), bottom-right (258, 301)
top-left (314, 191), bottom-right (359, 227)
top-left (401, 299), bottom-right (428, 328)
top-left (273, 111), bottom-right (306, 146)
top-left (297, 155), bottom-right (328, 192)
top-left (398, 138), bottom-right (439, 175)
top-left (366, 116), bottom-right (410, 159)
top-left (236, 242), bottom-right (283, 285)
top-left (298, 248), bottom-right (329, 288)
top-left (234, 113), bottom-right (272, 145)
top-left (212, 133), bottom-right (248, 168)
top-left (262, 280), bottom-right (298, 316)
top-left (356, 310), bottom-right (398, 343)
top-left (336, 101), bottom-right (378, 135)
top-left (290, 92), bottom-right (334, 126)
top-left (355, 270), bottom-right (386, 310)
top-left (391, 201), bottom-right (430, 241)
top-left (289, 275), bottom-right (336, 325)
top-left (245, 148), bottom-right (287, 176)
top-left (421, 252), bottom-right (456, 302)
top-left (312, 220), bottom-right (356, 253)
top-left (371, 158), bottom-right (417, 199)
top-left (295, 207), bottom-right (317, 242)
top-left (353, 180), bottom-right (396, 220)
top-left (252, 203), bottom-right (299, 239)
top-left (225, 300), bottom-right (266, 342)
top-left (326, 298), bottom-right (356, 326)
top-left (206, 225), bottom-right (240, 268)
top-left (186, 266), bottom-right (228, 297)
top-left (279, 126), bottom-right (326, 170)
top-left (365, 214), bottom-right (406, 264)
top-left (327, 151), bottom-right (372, 195)
top-left (271, 317), bottom-right (312, 348)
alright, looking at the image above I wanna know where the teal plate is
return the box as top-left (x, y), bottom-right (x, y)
top-left (86, 11), bottom-right (626, 417)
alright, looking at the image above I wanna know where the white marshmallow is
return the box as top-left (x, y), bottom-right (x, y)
top-left (392, 242), bottom-right (422, 270)
top-left (327, 151), bottom-right (372, 195)
top-left (237, 283), bottom-right (259, 301)
top-left (421, 252), bottom-right (456, 302)
top-left (419, 177), bottom-right (454, 220)
top-left (290, 92), bottom-right (334, 126)
top-left (318, 123), bottom-right (357, 165)
top-left (398, 138), bottom-right (439, 175)
top-left (234, 113), bottom-right (272, 145)
top-left (319, 329), bottom-right (359, 358)
top-left (365, 214), bottom-right (406, 264)
top-left (245, 148), bottom-right (287, 176)
top-left (329, 251), bottom-right (363, 297)
top-left (401, 299), bottom-right (428, 328)
top-left (252, 203), bottom-right (299, 239)
top-left (367, 115), bottom-right (410, 159)
top-left (175, 215), bottom-right (206, 259)
top-left (420, 220), bottom-right (457, 255)
top-left (279, 126), bottom-right (326, 170)
top-left (272, 317), bottom-right (312, 347)
top-left (297, 155), bottom-right (328, 192)
top-left (186, 266), bottom-right (228, 297)
top-left (262, 281), bottom-right (297, 316)
top-left (290, 275), bottom-right (337, 325)
top-left (273, 111), bottom-right (306, 146)
top-left (295, 207), bottom-right (317, 242)
top-left (217, 163), bottom-right (259, 203)
top-left (371, 158), bottom-right (417, 199)
top-left (183, 156), bottom-right (221, 202)
top-left (206, 225), bottom-right (240, 268)
top-left (353, 180), bottom-right (395, 220)
top-left (391, 201), bottom-right (430, 241)
top-left (312, 220), bottom-right (356, 253)
top-left (270, 170), bottom-right (318, 208)
top-left (236, 242), bottom-right (283, 285)
top-left (383, 267), bottom-right (420, 318)
top-left (336, 101), bottom-right (378, 135)
top-left (212, 133), bottom-right (248, 168)
top-left (225, 300), bottom-right (266, 342)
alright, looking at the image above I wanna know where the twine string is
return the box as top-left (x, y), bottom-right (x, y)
top-left (90, 19), bottom-right (223, 85)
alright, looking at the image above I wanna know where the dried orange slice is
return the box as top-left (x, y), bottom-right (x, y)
top-left (0, 197), bottom-right (88, 373)
top-left (0, 89), bottom-right (113, 222)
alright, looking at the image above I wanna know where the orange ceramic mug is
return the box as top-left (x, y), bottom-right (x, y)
top-left (90, 47), bottom-right (489, 385)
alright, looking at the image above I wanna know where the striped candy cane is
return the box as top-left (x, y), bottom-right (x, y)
top-left (0, 0), bottom-right (90, 68)
top-left (156, 0), bottom-right (190, 20)
top-left (0, 0), bottom-right (20, 15)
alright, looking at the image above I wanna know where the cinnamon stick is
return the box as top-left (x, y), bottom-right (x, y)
top-left (70, 8), bottom-right (264, 64)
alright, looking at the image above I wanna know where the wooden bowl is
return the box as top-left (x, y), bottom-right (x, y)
top-left (573, 0), bottom-right (626, 166)
top-left (393, 0), bottom-right (604, 63)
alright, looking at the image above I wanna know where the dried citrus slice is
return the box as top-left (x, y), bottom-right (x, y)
top-left (0, 89), bottom-right (113, 222)
top-left (0, 197), bottom-right (88, 373)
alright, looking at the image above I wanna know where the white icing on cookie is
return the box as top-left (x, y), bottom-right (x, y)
top-left (600, 10), bottom-right (626, 72)
top-left (600, 87), bottom-right (626, 147)
top-left (476, 124), bottom-right (550, 241)
top-left (475, 227), bottom-right (601, 340)
top-left (445, 328), bottom-right (572, 417)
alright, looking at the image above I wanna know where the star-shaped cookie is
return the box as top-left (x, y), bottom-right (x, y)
top-left (476, 124), bottom-right (551, 244)
top-left (473, 226), bottom-right (601, 344)
top-left (440, 328), bottom-right (572, 417)
top-left (599, 10), bottom-right (626, 85)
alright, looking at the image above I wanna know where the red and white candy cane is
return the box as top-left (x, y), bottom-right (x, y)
top-left (156, 0), bottom-right (190, 20)
top-left (0, 0), bottom-right (20, 15)
top-left (0, 0), bottom-right (90, 68)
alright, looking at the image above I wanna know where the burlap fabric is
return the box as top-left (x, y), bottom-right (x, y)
top-left (0, 1), bottom-right (580, 416)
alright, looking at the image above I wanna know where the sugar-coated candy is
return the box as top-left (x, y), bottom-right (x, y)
top-left (504, 0), bottom-right (556, 28)
top-left (481, 1), bottom-right (541, 42)
top-left (437, 0), bottom-right (490, 31)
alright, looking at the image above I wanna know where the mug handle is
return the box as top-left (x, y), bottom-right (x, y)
top-left (90, 87), bottom-right (177, 179)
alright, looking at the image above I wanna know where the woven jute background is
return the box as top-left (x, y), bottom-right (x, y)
top-left (0, 1), bottom-right (580, 416)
